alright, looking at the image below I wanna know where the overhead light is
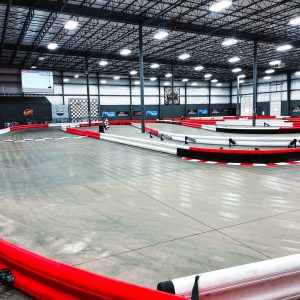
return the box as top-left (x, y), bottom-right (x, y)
top-left (130, 70), bottom-right (138, 75)
top-left (209, 0), bottom-right (232, 12)
top-left (238, 74), bottom-right (246, 78)
top-left (194, 65), bottom-right (204, 71)
top-left (265, 69), bottom-right (275, 74)
top-left (211, 79), bottom-right (218, 83)
top-left (47, 42), bottom-right (58, 50)
top-left (99, 60), bottom-right (108, 66)
top-left (276, 44), bottom-right (292, 52)
top-left (165, 73), bottom-right (172, 78)
top-left (74, 74), bottom-right (79, 78)
top-left (239, 80), bottom-right (245, 84)
top-left (269, 60), bottom-right (281, 66)
top-left (38, 56), bottom-right (45, 61)
top-left (263, 76), bottom-right (271, 80)
top-left (295, 71), bottom-right (300, 76)
top-left (64, 20), bottom-right (78, 30)
top-left (289, 16), bottom-right (300, 26)
top-left (164, 82), bottom-right (170, 86)
top-left (100, 80), bottom-right (107, 84)
top-left (232, 68), bottom-right (242, 73)
top-left (150, 63), bottom-right (160, 69)
top-left (178, 53), bottom-right (190, 60)
top-left (216, 83), bottom-right (222, 86)
top-left (182, 78), bottom-right (189, 82)
top-left (222, 38), bottom-right (238, 46)
top-left (150, 77), bottom-right (157, 81)
top-left (31, 66), bottom-right (37, 69)
top-left (113, 76), bottom-right (120, 80)
top-left (154, 30), bottom-right (168, 40)
top-left (191, 82), bottom-right (198, 86)
top-left (63, 78), bottom-right (69, 82)
top-left (134, 81), bottom-right (140, 85)
top-left (120, 48), bottom-right (131, 56)
top-left (228, 56), bottom-right (240, 63)
top-left (204, 73), bottom-right (212, 78)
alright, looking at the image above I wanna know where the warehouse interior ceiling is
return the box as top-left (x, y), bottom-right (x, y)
top-left (0, 0), bottom-right (300, 81)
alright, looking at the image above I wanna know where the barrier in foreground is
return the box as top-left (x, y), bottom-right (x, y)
top-left (157, 254), bottom-right (300, 300)
top-left (0, 238), bottom-right (180, 300)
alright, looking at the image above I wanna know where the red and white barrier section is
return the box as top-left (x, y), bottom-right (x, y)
top-left (157, 254), bottom-right (300, 299)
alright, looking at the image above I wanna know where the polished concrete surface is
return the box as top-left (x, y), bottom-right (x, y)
top-left (1, 126), bottom-right (300, 298)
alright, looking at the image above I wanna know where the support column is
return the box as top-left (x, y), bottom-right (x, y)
top-left (129, 75), bottom-right (133, 120)
top-left (208, 81), bottom-right (211, 116)
top-left (252, 40), bottom-right (258, 126)
top-left (61, 70), bottom-right (65, 105)
top-left (158, 76), bottom-right (161, 119)
top-left (171, 65), bottom-right (174, 121)
top-left (96, 73), bottom-right (101, 120)
top-left (287, 71), bottom-right (291, 116)
top-left (236, 77), bottom-right (240, 116)
top-left (85, 57), bottom-right (91, 127)
top-left (229, 81), bottom-right (232, 107)
top-left (139, 25), bottom-right (145, 133)
top-left (184, 82), bottom-right (187, 118)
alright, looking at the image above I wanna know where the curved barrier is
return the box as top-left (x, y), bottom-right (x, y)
top-left (0, 238), bottom-right (180, 300)
top-left (216, 126), bottom-right (300, 134)
top-left (157, 254), bottom-right (300, 299)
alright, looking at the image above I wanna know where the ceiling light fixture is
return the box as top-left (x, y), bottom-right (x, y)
top-left (211, 79), bottom-right (218, 83)
top-left (209, 0), bottom-right (232, 12)
top-left (38, 56), bottom-right (45, 61)
top-left (150, 63), bottom-right (160, 69)
top-left (265, 69), bottom-right (275, 74)
top-left (222, 38), bottom-right (238, 46)
top-left (63, 78), bottom-right (69, 82)
top-left (191, 82), bottom-right (198, 86)
top-left (47, 42), bottom-right (58, 50)
top-left (178, 53), bottom-right (190, 60)
top-left (150, 77), bottom-right (157, 81)
top-left (276, 44), bottom-right (293, 52)
top-left (74, 74), bottom-right (79, 78)
top-left (164, 82), bottom-right (170, 86)
top-left (134, 81), bottom-right (140, 85)
top-left (130, 70), bottom-right (137, 75)
top-left (269, 60), bottom-right (281, 66)
top-left (239, 80), bottom-right (245, 84)
top-left (120, 48), bottom-right (131, 56)
top-left (64, 20), bottom-right (78, 30)
top-left (204, 73), bottom-right (212, 78)
top-left (182, 78), bottom-right (189, 82)
top-left (31, 66), bottom-right (37, 69)
top-left (99, 60), bottom-right (108, 66)
top-left (113, 76), bottom-right (120, 80)
top-left (238, 74), bottom-right (246, 78)
top-left (228, 56), bottom-right (240, 63)
top-left (165, 73), bottom-right (172, 78)
top-left (263, 76), bottom-right (271, 80)
top-left (100, 80), bottom-right (107, 84)
top-left (295, 71), bottom-right (300, 76)
top-left (154, 30), bottom-right (169, 40)
top-left (216, 83), bottom-right (222, 86)
top-left (194, 65), bottom-right (204, 71)
top-left (289, 16), bottom-right (300, 26)
top-left (232, 68), bottom-right (242, 73)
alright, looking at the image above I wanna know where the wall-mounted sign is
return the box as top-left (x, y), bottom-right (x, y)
top-left (117, 111), bottom-right (129, 117)
top-left (146, 111), bottom-right (158, 117)
top-left (187, 109), bottom-right (197, 115)
top-left (292, 106), bottom-right (300, 112)
top-left (198, 109), bottom-right (208, 115)
top-left (102, 111), bottom-right (116, 118)
top-left (23, 108), bottom-right (33, 117)
top-left (134, 111), bottom-right (141, 116)
top-left (164, 87), bottom-right (180, 105)
top-left (211, 109), bottom-right (220, 114)
top-left (52, 105), bottom-right (69, 119)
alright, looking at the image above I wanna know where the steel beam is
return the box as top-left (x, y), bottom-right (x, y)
top-left (0, 0), bottom-right (12, 60)
top-left (252, 41), bottom-right (258, 126)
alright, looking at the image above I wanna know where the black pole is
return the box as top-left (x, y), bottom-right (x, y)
top-left (139, 25), bottom-right (145, 133)
top-left (208, 80), bottom-right (211, 116)
top-left (129, 75), bottom-right (133, 120)
top-left (97, 73), bottom-right (101, 120)
top-left (61, 70), bottom-right (65, 105)
top-left (171, 65), bottom-right (174, 121)
top-left (252, 40), bottom-right (258, 126)
top-left (229, 80), bottom-right (232, 108)
top-left (236, 77), bottom-right (240, 116)
top-left (287, 71), bottom-right (291, 116)
top-left (158, 76), bottom-right (161, 119)
top-left (85, 57), bottom-right (91, 127)
top-left (184, 82), bottom-right (187, 118)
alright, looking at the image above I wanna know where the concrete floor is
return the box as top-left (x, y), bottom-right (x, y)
top-left (1, 126), bottom-right (300, 298)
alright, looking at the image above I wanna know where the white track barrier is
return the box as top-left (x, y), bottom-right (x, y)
top-left (132, 124), bottom-right (300, 147)
top-left (0, 128), bottom-right (10, 135)
top-left (157, 254), bottom-right (300, 299)
top-left (216, 120), bottom-right (293, 127)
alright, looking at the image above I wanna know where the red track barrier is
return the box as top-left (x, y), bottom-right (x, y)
top-left (10, 124), bottom-right (49, 131)
top-left (66, 127), bottom-right (100, 139)
top-left (0, 239), bottom-right (180, 300)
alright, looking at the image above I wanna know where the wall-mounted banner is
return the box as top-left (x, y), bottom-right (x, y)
top-left (117, 111), bottom-right (129, 117)
top-left (292, 106), bottom-right (300, 112)
top-left (211, 108), bottom-right (220, 114)
top-left (187, 109), bottom-right (197, 115)
top-left (134, 111), bottom-right (141, 116)
top-left (102, 111), bottom-right (116, 118)
top-left (52, 105), bottom-right (69, 119)
top-left (164, 87), bottom-right (180, 105)
top-left (146, 111), bottom-right (158, 117)
top-left (221, 108), bottom-right (229, 114)
top-left (198, 109), bottom-right (208, 115)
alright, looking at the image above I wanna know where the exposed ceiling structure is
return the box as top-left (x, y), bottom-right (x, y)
top-left (0, 0), bottom-right (300, 81)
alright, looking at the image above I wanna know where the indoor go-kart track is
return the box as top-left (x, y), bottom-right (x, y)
top-left (1, 124), bottom-right (300, 299)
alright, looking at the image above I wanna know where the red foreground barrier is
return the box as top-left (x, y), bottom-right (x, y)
top-left (0, 239), bottom-right (180, 300)
top-left (10, 124), bottom-right (49, 131)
